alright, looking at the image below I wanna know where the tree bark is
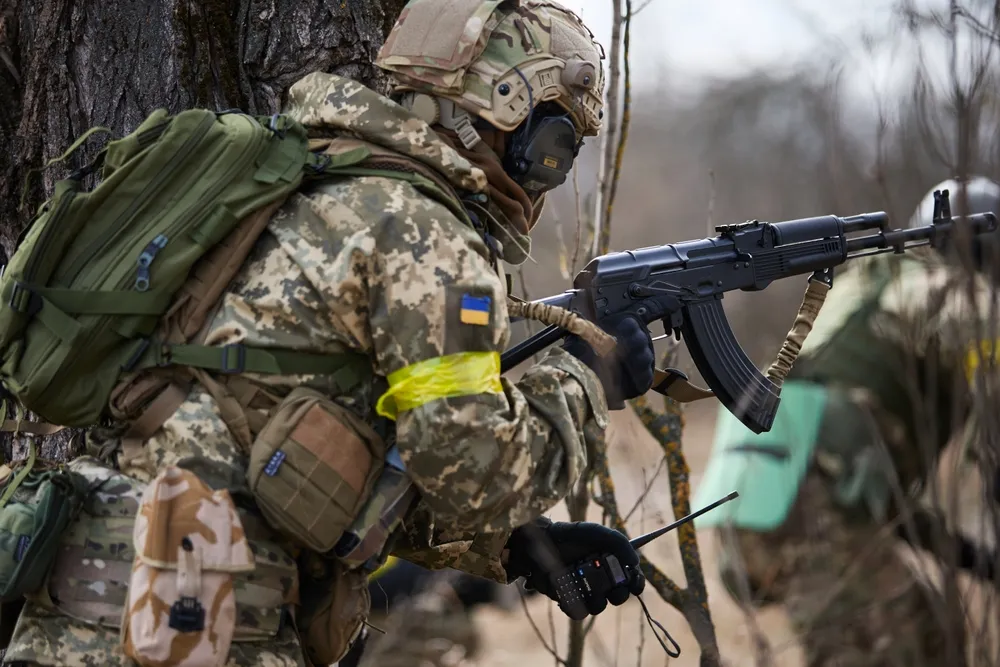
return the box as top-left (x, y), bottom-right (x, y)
top-left (0, 0), bottom-right (407, 458)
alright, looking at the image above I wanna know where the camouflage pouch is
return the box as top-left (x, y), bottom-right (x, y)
top-left (122, 466), bottom-right (255, 667)
top-left (297, 554), bottom-right (370, 666)
top-left (333, 445), bottom-right (419, 570)
top-left (0, 445), bottom-right (89, 602)
top-left (248, 387), bottom-right (385, 553)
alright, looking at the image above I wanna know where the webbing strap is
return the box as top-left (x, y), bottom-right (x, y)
top-left (0, 420), bottom-right (65, 435)
top-left (139, 342), bottom-right (371, 393)
top-left (34, 295), bottom-right (82, 344)
top-left (0, 441), bottom-right (36, 509)
top-left (28, 285), bottom-right (173, 315)
top-left (305, 146), bottom-right (372, 176)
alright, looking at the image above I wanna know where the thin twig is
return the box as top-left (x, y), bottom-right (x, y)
top-left (519, 586), bottom-right (567, 666)
top-left (706, 169), bottom-right (717, 237)
top-left (566, 481), bottom-right (591, 667)
top-left (623, 455), bottom-right (668, 524)
top-left (636, 473), bottom-right (648, 667)
top-left (548, 594), bottom-right (559, 667)
top-left (631, 0), bottom-right (659, 18)
top-left (554, 210), bottom-right (572, 281)
top-left (600, 0), bottom-right (633, 254)
top-left (571, 165), bottom-right (585, 275)
top-left (591, 0), bottom-right (623, 258)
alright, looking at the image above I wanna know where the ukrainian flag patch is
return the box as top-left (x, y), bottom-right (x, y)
top-left (460, 294), bottom-right (491, 326)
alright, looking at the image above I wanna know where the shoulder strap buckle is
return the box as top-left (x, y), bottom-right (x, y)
top-left (220, 344), bottom-right (247, 374)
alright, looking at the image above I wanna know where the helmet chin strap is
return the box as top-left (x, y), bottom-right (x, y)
top-left (398, 93), bottom-right (482, 150)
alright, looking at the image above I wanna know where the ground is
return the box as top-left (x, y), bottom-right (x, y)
top-left (470, 401), bottom-right (807, 667)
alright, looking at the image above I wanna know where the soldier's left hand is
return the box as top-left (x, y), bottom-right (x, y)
top-left (504, 517), bottom-right (644, 617)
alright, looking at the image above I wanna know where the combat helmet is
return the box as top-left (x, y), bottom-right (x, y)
top-left (375, 0), bottom-right (606, 150)
top-left (908, 176), bottom-right (1000, 272)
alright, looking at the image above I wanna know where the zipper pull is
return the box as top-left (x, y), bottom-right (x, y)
top-left (135, 234), bottom-right (169, 291)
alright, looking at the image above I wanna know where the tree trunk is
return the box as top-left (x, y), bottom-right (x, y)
top-left (0, 0), bottom-right (407, 459)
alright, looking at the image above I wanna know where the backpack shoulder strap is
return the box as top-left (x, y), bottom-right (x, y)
top-left (113, 135), bottom-right (469, 461)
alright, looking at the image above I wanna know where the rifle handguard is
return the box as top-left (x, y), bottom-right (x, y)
top-left (765, 277), bottom-right (831, 386)
top-left (507, 298), bottom-right (616, 357)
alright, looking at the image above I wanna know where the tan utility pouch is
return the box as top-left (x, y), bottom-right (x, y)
top-left (122, 466), bottom-right (255, 667)
top-left (248, 387), bottom-right (385, 553)
top-left (298, 556), bottom-right (371, 666)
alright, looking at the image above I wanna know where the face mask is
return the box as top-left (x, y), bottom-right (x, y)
top-left (503, 105), bottom-right (583, 197)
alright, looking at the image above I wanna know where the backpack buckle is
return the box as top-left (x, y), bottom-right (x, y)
top-left (9, 283), bottom-right (41, 317)
top-left (220, 344), bottom-right (246, 374)
top-left (267, 115), bottom-right (288, 139)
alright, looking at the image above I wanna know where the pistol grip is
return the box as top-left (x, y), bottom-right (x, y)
top-left (680, 299), bottom-right (781, 433)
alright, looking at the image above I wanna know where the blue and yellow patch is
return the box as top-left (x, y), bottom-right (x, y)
top-left (459, 294), bottom-right (491, 326)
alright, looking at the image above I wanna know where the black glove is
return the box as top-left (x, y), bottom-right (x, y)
top-left (504, 517), bottom-right (645, 618)
top-left (564, 312), bottom-right (656, 409)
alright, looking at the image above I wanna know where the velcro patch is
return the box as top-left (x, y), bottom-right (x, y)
top-left (265, 450), bottom-right (287, 477)
top-left (460, 294), bottom-right (491, 326)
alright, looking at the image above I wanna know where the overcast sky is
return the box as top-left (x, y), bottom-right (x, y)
top-left (557, 0), bottom-right (939, 96)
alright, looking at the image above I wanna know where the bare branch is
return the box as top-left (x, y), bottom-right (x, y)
top-left (571, 166), bottom-right (585, 275)
top-left (706, 169), bottom-right (717, 237)
top-left (630, 0), bottom-right (658, 18)
top-left (591, 0), bottom-right (623, 258)
top-left (598, 0), bottom-right (633, 256)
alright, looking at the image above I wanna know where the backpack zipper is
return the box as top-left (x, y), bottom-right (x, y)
top-left (21, 189), bottom-right (79, 287)
top-left (113, 113), bottom-right (270, 294)
top-left (53, 115), bottom-right (273, 382)
top-left (61, 113), bottom-right (216, 285)
top-left (18, 120), bottom-right (171, 293)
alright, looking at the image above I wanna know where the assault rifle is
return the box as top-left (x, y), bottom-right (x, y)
top-left (503, 191), bottom-right (998, 434)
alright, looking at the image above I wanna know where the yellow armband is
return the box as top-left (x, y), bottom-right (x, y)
top-left (368, 556), bottom-right (399, 581)
top-left (375, 351), bottom-right (504, 420)
top-left (965, 339), bottom-right (1000, 384)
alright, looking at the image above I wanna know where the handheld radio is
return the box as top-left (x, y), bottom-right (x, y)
top-left (552, 491), bottom-right (739, 621)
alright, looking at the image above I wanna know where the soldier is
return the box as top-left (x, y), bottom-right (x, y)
top-left (694, 176), bottom-right (1000, 666)
top-left (1, 1), bottom-right (653, 665)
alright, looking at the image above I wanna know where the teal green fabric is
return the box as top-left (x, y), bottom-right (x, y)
top-left (692, 381), bottom-right (829, 530)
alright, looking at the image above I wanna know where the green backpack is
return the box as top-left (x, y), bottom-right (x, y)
top-left (0, 109), bottom-right (383, 429)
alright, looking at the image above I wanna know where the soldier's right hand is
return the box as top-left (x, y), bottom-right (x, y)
top-left (562, 313), bottom-right (656, 410)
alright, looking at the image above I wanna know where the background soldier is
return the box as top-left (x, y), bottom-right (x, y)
top-left (694, 176), bottom-right (1000, 667)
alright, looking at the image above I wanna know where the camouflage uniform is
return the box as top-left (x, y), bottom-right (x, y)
top-left (707, 246), bottom-right (999, 666)
top-left (2, 2), bottom-right (609, 665)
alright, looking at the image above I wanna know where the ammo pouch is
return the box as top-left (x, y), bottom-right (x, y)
top-left (27, 457), bottom-right (298, 658)
top-left (297, 553), bottom-right (371, 666)
top-left (248, 387), bottom-right (386, 553)
top-left (0, 445), bottom-right (88, 603)
top-left (122, 466), bottom-right (256, 667)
